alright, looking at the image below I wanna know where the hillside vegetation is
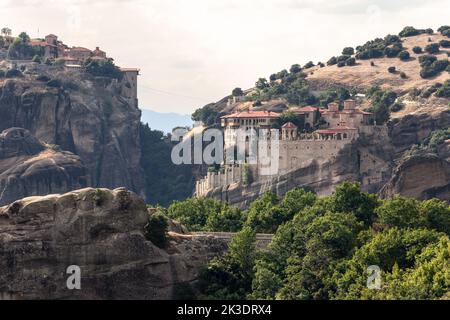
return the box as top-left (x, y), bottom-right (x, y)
top-left (192, 26), bottom-right (450, 127)
top-left (163, 183), bottom-right (450, 300)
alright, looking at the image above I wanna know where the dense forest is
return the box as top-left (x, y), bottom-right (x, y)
top-left (150, 183), bottom-right (450, 300)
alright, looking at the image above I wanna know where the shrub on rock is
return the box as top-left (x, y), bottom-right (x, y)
top-left (425, 43), bottom-right (440, 54)
top-left (144, 211), bottom-right (169, 249)
top-left (398, 50), bottom-right (410, 61)
top-left (439, 40), bottom-right (450, 48)
top-left (413, 46), bottom-right (423, 54)
top-left (342, 47), bottom-right (355, 55)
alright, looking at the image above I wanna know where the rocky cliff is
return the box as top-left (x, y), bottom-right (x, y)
top-left (0, 67), bottom-right (145, 204)
top-left (205, 104), bottom-right (450, 208)
top-left (196, 29), bottom-right (450, 206)
top-left (0, 127), bottom-right (87, 206)
top-left (0, 187), bottom-right (227, 300)
top-left (381, 141), bottom-right (450, 200)
top-left (205, 127), bottom-right (395, 209)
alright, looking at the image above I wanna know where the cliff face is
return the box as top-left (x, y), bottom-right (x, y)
top-left (0, 127), bottom-right (87, 206)
top-left (0, 70), bottom-right (145, 204)
top-left (380, 141), bottom-right (450, 201)
top-left (0, 188), bottom-right (227, 300)
top-left (389, 108), bottom-right (450, 155)
top-left (206, 131), bottom-right (394, 209)
top-left (204, 106), bottom-right (450, 208)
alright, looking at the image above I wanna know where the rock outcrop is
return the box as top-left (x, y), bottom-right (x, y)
top-left (388, 108), bottom-right (450, 156)
top-left (0, 71), bottom-right (145, 204)
top-left (0, 128), bottom-right (87, 206)
top-left (380, 142), bottom-right (450, 201)
top-left (0, 188), bottom-right (227, 300)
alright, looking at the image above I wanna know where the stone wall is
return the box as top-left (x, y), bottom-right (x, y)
top-left (196, 125), bottom-right (395, 208)
top-left (196, 131), bottom-right (359, 198)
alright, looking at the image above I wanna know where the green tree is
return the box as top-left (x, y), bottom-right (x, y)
top-left (398, 50), bottom-right (410, 61)
top-left (399, 26), bottom-right (421, 37)
top-left (167, 197), bottom-right (225, 231)
top-left (7, 36), bottom-right (36, 60)
top-left (191, 104), bottom-right (219, 126)
top-left (303, 61), bottom-right (315, 69)
top-left (366, 86), bottom-right (396, 124)
top-left (206, 205), bottom-right (245, 232)
top-left (249, 259), bottom-right (283, 300)
top-left (425, 43), bottom-right (440, 54)
top-left (290, 64), bottom-right (302, 74)
top-left (412, 46), bottom-right (423, 54)
top-left (245, 192), bottom-right (286, 233)
top-left (376, 197), bottom-right (426, 229)
top-left (18, 32), bottom-right (30, 43)
top-left (440, 40), bottom-right (450, 48)
top-left (232, 87), bottom-right (244, 96)
top-left (273, 110), bottom-right (305, 130)
top-left (331, 228), bottom-right (444, 299)
top-left (255, 78), bottom-right (269, 90)
top-left (327, 56), bottom-right (337, 66)
top-left (144, 210), bottom-right (169, 249)
top-left (280, 188), bottom-right (317, 220)
top-left (84, 58), bottom-right (123, 80)
top-left (345, 57), bottom-right (356, 66)
top-left (286, 79), bottom-right (317, 106)
top-left (342, 47), bottom-right (355, 55)
top-left (331, 182), bottom-right (378, 226)
top-left (420, 199), bottom-right (450, 235)
top-left (198, 227), bottom-right (257, 300)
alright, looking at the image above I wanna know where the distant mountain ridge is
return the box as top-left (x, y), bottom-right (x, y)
top-left (140, 109), bottom-right (192, 133)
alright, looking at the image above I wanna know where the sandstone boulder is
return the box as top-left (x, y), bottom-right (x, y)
top-left (0, 128), bottom-right (87, 206)
top-left (0, 188), bottom-right (227, 300)
top-left (0, 76), bottom-right (145, 199)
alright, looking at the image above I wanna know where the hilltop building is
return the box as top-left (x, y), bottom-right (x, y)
top-left (28, 34), bottom-right (110, 66)
top-left (120, 68), bottom-right (140, 108)
top-left (292, 106), bottom-right (320, 129)
top-left (221, 110), bottom-right (280, 130)
top-left (195, 99), bottom-right (379, 197)
top-left (18, 33), bottom-right (140, 108)
top-left (321, 100), bottom-right (373, 128)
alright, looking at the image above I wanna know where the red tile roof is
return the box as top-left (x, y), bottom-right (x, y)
top-left (221, 111), bottom-right (280, 119)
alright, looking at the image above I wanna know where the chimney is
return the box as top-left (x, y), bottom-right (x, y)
top-left (344, 99), bottom-right (356, 110)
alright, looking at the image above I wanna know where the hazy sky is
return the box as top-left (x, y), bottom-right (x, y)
top-left (0, 0), bottom-right (449, 114)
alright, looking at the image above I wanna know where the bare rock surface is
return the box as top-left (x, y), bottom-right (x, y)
top-left (0, 73), bottom-right (145, 203)
top-left (0, 188), bottom-right (227, 300)
top-left (0, 128), bottom-right (87, 206)
top-left (380, 142), bottom-right (450, 201)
